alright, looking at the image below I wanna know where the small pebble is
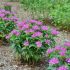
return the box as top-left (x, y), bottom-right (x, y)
top-left (0, 63), bottom-right (4, 67)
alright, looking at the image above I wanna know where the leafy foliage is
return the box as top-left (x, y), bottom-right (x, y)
top-left (20, 0), bottom-right (70, 31)
top-left (9, 20), bottom-right (58, 63)
top-left (46, 42), bottom-right (70, 70)
top-left (0, 9), bottom-right (18, 38)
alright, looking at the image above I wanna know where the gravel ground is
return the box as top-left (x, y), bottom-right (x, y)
top-left (0, 46), bottom-right (46, 70)
top-left (0, 1), bottom-right (70, 70)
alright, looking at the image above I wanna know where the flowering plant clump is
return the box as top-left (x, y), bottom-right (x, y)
top-left (47, 41), bottom-right (70, 70)
top-left (0, 9), bottom-right (18, 39)
top-left (9, 20), bottom-right (59, 63)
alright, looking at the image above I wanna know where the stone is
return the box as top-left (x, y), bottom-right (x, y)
top-left (0, 63), bottom-right (4, 67)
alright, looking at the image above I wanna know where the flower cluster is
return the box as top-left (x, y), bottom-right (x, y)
top-left (47, 41), bottom-right (70, 70)
top-left (9, 19), bottom-right (59, 62)
top-left (0, 9), bottom-right (18, 39)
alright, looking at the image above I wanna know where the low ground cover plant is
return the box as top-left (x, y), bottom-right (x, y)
top-left (47, 42), bottom-right (70, 70)
top-left (0, 9), bottom-right (18, 40)
top-left (8, 20), bottom-right (59, 63)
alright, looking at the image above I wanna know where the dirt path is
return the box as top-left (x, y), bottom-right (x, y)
top-left (0, 46), bottom-right (46, 70)
top-left (0, 1), bottom-right (70, 70)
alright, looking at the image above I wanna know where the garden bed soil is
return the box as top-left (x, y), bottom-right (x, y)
top-left (0, 46), bottom-right (47, 70)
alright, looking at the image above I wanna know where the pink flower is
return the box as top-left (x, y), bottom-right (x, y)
top-left (15, 32), bottom-right (20, 36)
top-left (16, 22), bottom-right (25, 30)
top-left (45, 40), bottom-right (50, 44)
top-left (5, 35), bottom-right (10, 39)
top-left (23, 24), bottom-right (29, 29)
top-left (11, 29), bottom-right (20, 36)
top-left (55, 46), bottom-right (66, 56)
top-left (57, 66), bottom-right (68, 70)
top-left (49, 57), bottom-right (59, 65)
top-left (0, 13), bottom-right (5, 18)
top-left (47, 48), bottom-right (54, 54)
top-left (25, 29), bottom-right (34, 34)
top-left (32, 25), bottom-right (40, 30)
top-left (11, 16), bottom-right (19, 22)
top-left (0, 9), bottom-right (5, 12)
top-left (5, 10), bottom-right (11, 14)
top-left (45, 34), bottom-right (48, 37)
top-left (64, 42), bottom-right (70, 47)
top-left (54, 45), bottom-right (61, 51)
top-left (37, 21), bottom-right (42, 25)
top-left (35, 32), bottom-right (42, 36)
top-left (23, 41), bottom-right (29, 46)
top-left (2, 17), bottom-right (10, 21)
top-left (30, 20), bottom-right (37, 23)
top-left (36, 41), bottom-right (42, 48)
top-left (16, 21), bottom-right (29, 30)
top-left (32, 32), bottom-right (42, 38)
top-left (30, 20), bottom-right (42, 25)
top-left (59, 51), bottom-right (66, 56)
top-left (60, 47), bottom-right (67, 52)
top-left (17, 22), bottom-right (29, 30)
top-left (29, 29), bottom-right (34, 33)
top-left (66, 58), bottom-right (70, 63)
top-left (41, 26), bottom-right (48, 30)
top-left (31, 33), bottom-right (36, 38)
top-left (51, 29), bottom-right (59, 35)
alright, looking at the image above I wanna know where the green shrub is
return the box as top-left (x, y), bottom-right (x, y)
top-left (0, 9), bottom-right (18, 39)
top-left (9, 20), bottom-right (59, 63)
top-left (46, 42), bottom-right (70, 70)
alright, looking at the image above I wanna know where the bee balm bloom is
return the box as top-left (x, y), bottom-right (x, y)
top-left (23, 24), bottom-right (29, 29)
top-left (45, 40), bottom-right (50, 44)
top-left (23, 41), bottom-right (29, 46)
top-left (32, 25), bottom-right (40, 30)
top-left (37, 21), bottom-right (42, 25)
top-left (45, 34), bottom-right (48, 37)
top-left (54, 45), bottom-right (61, 51)
top-left (51, 29), bottom-right (59, 35)
top-left (30, 20), bottom-right (42, 25)
top-left (25, 29), bottom-right (34, 34)
top-left (0, 13), bottom-right (5, 18)
top-left (57, 66), bottom-right (68, 70)
top-left (36, 41), bottom-right (42, 48)
top-left (30, 20), bottom-right (37, 23)
top-left (41, 26), bottom-right (48, 30)
top-left (60, 47), bottom-right (67, 52)
top-left (5, 35), bottom-right (10, 39)
top-left (47, 48), bottom-right (54, 54)
top-left (16, 22), bottom-right (24, 30)
top-left (66, 58), bottom-right (70, 63)
top-left (64, 42), bottom-right (70, 47)
top-left (32, 32), bottom-right (42, 38)
top-left (49, 57), bottom-right (59, 65)
top-left (59, 51), bottom-right (66, 56)
top-left (11, 30), bottom-right (20, 36)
